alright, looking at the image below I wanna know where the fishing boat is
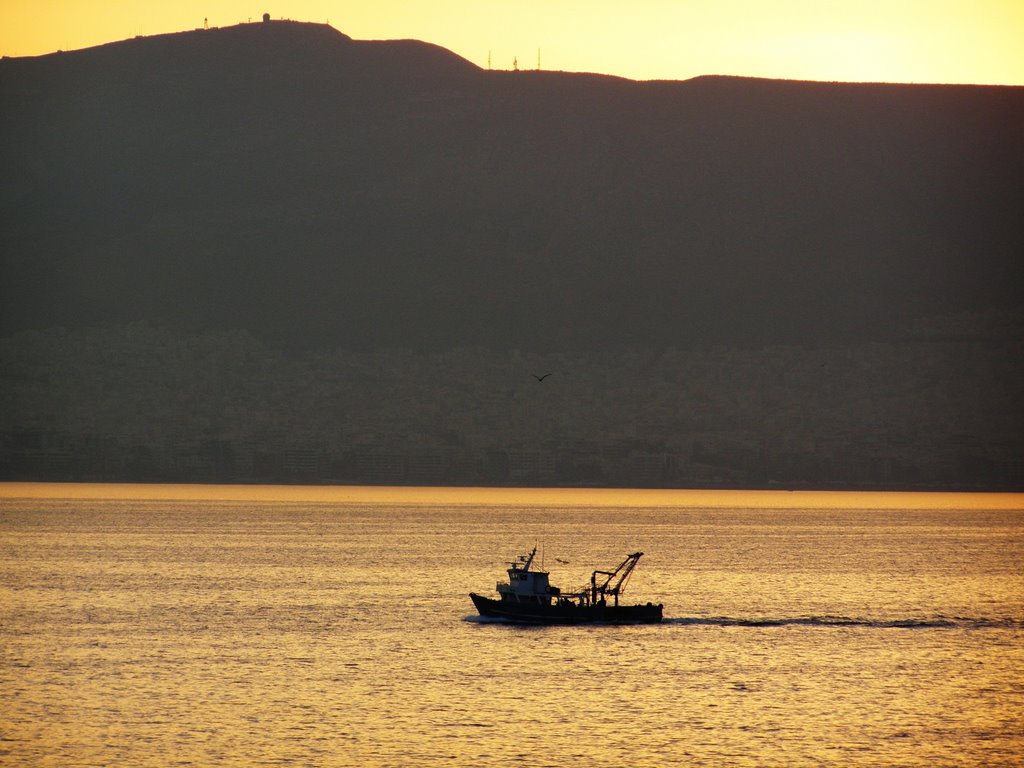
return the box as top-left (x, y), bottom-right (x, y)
top-left (469, 547), bottom-right (663, 624)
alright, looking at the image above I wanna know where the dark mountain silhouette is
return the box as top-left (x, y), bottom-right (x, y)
top-left (2, 20), bottom-right (1022, 352)
top-left (2, 21), bottom-right (1023, 489)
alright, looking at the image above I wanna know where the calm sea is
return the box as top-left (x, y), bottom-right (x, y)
top-left (1, 484), bottom-right (1022, 767)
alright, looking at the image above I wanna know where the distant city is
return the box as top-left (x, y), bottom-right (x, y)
top-left (3, 322), bottom-right (1020, 490)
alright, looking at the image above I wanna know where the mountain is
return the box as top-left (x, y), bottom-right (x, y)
top-left (2, 21), bottom-right (1024, 489)
top-left (2, 20), bottom-right (1022, 351)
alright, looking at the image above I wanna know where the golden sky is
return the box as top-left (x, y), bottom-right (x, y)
top-left (1, 1), bottom-right (1023, 84)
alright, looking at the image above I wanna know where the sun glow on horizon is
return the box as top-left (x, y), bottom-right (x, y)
top-left (2, 483), bottom-right (1023, 511)
top-left (1, 1), bottom-right (1022, 86)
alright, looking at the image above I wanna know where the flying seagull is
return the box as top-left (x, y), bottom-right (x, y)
top-left (532, 373), bottom-right (553, 382)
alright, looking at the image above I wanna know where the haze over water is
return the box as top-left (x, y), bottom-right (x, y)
top-left (2, 484), bottom-right (1022, 766)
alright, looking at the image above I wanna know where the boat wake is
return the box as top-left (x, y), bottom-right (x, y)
top-left (464, 614), bottom-right (510, 624)
top-left (664, 615), bottom-right (1024, 630)
top-left (466, 612), bottom-right (1023, 629)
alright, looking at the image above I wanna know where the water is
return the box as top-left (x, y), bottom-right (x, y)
top-left (1, 485), bottom-right (1022, 767)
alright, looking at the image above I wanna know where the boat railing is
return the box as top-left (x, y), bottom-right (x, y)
top-left (558, 586), bottom-right (594, 606)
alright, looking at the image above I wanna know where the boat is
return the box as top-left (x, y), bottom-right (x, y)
top-left (469, 547), bottom-right (663, 624)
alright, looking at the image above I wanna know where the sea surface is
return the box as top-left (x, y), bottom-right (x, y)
top-left (1, 484), bottom-right (1022, 767)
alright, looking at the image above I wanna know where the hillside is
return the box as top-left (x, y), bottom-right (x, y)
top-left (1, 21), bottom-right (1022, 489)
top-left (2, 20), bottom-right (1022, 351)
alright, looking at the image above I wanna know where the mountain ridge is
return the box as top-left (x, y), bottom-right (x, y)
top-left (2, 22), bottom-right (1022, 488)
top-left (2, 21), bottom-right (1022, 351)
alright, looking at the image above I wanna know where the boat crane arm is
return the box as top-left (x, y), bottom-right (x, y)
top-left (590, 552), bottom-right (644, 606)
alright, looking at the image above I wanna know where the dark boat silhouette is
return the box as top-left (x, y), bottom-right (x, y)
top-left (470, 548), bottom-right (663, 624)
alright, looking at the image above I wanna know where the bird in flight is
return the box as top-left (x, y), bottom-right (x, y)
top-left (532, 373), bottom-right (553, 382)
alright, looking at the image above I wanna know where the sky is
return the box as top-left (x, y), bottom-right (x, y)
top-left (1, 1), bottom-right (1023, 84)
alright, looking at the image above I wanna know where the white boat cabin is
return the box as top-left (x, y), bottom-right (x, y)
top-left (496, 548), bottom-right (561, 605)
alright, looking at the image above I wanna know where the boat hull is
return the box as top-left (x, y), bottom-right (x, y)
top-left (470, 593), bottom-right (663, 625)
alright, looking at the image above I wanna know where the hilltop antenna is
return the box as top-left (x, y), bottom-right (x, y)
top-left (513, 56), bottom-right (518, 72)
top-left (204, 17), bottom-right (208, 30)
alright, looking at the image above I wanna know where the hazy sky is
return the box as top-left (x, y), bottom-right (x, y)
top-left (2, 1), bottom-right (1023, 84)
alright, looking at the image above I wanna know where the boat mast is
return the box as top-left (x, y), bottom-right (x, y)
top-left (511, 546), bottom-right (537, 572)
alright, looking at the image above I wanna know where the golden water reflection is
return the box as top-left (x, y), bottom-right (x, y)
top-left (2, 481), bottom-right (1022, 509)
top-left (2, 484), bottom-right (1022, 766)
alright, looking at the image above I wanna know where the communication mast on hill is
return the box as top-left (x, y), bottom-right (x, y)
top-left (537, 48), bottom-right (541, 70)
